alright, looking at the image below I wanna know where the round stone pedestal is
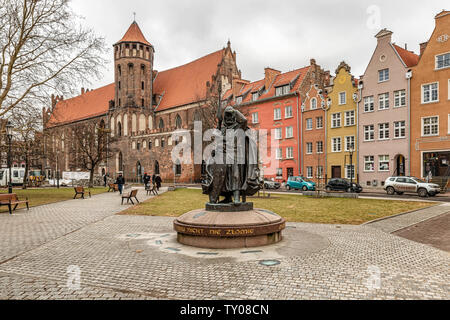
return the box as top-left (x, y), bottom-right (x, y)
top-left (174, 204), bottom-right (286, 249)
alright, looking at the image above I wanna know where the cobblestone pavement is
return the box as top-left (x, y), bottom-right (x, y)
top-left (0, 191), bottom-right (448, 300)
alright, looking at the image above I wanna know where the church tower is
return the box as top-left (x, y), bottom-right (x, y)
top-left (113, 21), bottom-right (154, 109)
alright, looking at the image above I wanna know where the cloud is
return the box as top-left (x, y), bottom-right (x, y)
top-left (70, 0), bottom-right (447, 90)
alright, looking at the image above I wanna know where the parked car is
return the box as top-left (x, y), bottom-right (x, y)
top-left (384, 176), bottom-right (441, 197)
top-left (325, 178), bottom-right (363, 193)
top-left (263, 179), bottom-right (280, 189)
top-left (286, 176), bottom-right (316, 191)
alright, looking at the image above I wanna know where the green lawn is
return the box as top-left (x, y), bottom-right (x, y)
top-left (120, 188), bottom-right (436, 225)
top-left (0, 187), bottom-right (108, 213)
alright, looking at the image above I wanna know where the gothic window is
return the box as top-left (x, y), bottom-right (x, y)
top-left (110, 117), bottom-right (115, 137)
top-left (128, 63), bottom-right (134, 74)
top-left (118, 65), bottom-right (121, 76)
top-left (148, 140), bottom-right (152, 150)
top-left (159, 118), bottom-right (164, 129)
top-left (148, 115), bottom-right (153, 130)
top-left (117, 122), bottom-right (122, 137)
top-left (161, 138), bottom-right (165, 148)
top-left (154, 160), bottom-right (160, 174)
top-left (118, 152), bottom-right (123, 172)
top-left (175, 114), bottom-right (182, 129)
top-left (132, 114), bottom-right (137, 133)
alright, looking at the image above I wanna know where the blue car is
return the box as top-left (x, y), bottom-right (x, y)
top-left (286, 176), bottom-right (316, 191)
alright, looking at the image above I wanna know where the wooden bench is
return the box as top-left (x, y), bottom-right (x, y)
top-left (0, 193), bottom-right (29, 215)
top-left (121, 189), bottom-right (139, 205)
top-left (145, 183), bottom-right (158, 196)
top-left (108, 183), bottom-right (119, 192)
top-left (73, 186), bottom-right (91, 199)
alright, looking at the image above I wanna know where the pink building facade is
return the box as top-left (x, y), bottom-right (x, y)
top-left (358, 29), bottom-right (419, 189)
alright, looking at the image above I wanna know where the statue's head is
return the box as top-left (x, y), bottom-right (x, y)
top-left (223, 106), bottom-right (236, 126)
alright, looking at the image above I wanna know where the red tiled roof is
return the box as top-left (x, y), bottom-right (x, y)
top-left (47, 84), bottom-right (115, 127)
top-left (259, 66), bottom-right (309, 99)
top-left (153, 49), bottom-right (224, 111)
top-left (393, 44), bottom-right (419, 67)
top-left (116, 22), bottom-right (151, 46)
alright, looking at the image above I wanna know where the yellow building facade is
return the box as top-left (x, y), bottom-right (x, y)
top-left (326, 62), bottom-right (358, 181)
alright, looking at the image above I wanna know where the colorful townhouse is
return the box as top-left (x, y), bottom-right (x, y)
top-left (358, 29), bottom-right (419, 189)
top-left (410, 10), bottom-right (450, 187)
top-left (222, 59), bottom-right (330, 183)
top-left (325, 62), bottom-right (358, 182)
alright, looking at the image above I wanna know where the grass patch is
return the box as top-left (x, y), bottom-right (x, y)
top-left (120, 188), bottom-right (435, 225)
top-left (0, 187), bottom-right (108, 213)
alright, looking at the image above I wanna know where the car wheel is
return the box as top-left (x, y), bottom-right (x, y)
top-left (302, 186), bottom-right (308, 191)
top-left (418, 188), bottom-right (428, 198)
top-left (386, 187), bottom-right (395, 195)
top-left (286, 185), bottom-right (291, 191)
top-left (325, 186), bottom-right (331, 192)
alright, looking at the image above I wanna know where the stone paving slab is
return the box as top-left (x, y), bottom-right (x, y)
top-left (0, 214), bottom-right (448, 300)
top-left (0, 187), bottom-right (163, 263)
top-left (364, 203), bottom-right (450, 233)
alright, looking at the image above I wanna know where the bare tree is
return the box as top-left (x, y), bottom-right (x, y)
top-left (0, 0), bottom-right (107, 117)
top-left (7, 104), bottom-right (44, 188)
top-left (67, 121), bottom-right (116, 188)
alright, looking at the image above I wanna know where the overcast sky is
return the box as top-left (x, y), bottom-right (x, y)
top-left (70, 0), bottom-right (448, 90)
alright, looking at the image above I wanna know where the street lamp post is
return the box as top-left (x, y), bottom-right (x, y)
top-left (6, 121), bottom-right (13, 194)
top-left (348, 145), bottom-right (355, 190)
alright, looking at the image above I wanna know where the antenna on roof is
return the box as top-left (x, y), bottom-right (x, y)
top-left (133, 12), bottom-right (136, 22)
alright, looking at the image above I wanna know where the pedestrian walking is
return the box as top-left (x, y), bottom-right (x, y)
top-left (103, 174), bottom-right (108, 187)
top-left (155, 175), bottom-right (162, 191)
top-left (116, 172), bottom-right (125, 195)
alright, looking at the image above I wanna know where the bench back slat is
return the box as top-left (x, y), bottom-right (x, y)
top-left (74, 187), bottom-right (84, 193)
top-left (130, 189), bottom-right (138, 197)
top-left (0, 193), bottom-right (18, 202)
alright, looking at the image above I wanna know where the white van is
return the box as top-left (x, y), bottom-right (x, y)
top-left (0, 168), bottom-right (26, 186)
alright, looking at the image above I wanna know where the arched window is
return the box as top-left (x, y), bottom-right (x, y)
top-left (117, 122), bottom-right (122, 137)
top-left (123, 114), bottom-right (128, 136)
top-left (128, 63), bottom-right (134, 74)
top-left (159, 118), bottom-right (164, 129)
top-left (118, 152), bottom-right (123, 172)
top-left (148, 140), bottom-right (152, 150)
top-left (311, 98), bottom-right (317, 110)
top-left (132, 114), bottom-right (137, 133)
top-left (118, 65), bottom-right (121, 76)
top-left (148, 115), bottom-right (153, 130)
top-left (175, 114), bottom-right (182, 129)
top-left (110, 117), bottom-right (115, 137)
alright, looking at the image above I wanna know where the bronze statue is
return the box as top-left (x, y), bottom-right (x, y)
top-left (202, 106), bottom-right (261, 204)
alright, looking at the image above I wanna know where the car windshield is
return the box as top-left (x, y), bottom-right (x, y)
top-left (303, 178), bottom-right (313, 183)
top-left (412, 178), bottom-right (426, 183)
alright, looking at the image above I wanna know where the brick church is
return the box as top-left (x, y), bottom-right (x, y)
top-left (43, 21), bottom-right (241, 183)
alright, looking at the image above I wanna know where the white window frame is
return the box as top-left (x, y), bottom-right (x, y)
top-left (306, 118), bottom-right (313, 130)
top-left (306, 167), bottom-right (313, 179)
top-left (236, 96), bottom-right (243, 104)
top-left (344, 110), bottom-right (355, 126)
top-left (286, 126), bottom-right (294, 139)
top-left (364, 156), bottom-right (375, 172)
top-left (364, 125), bottom-right (375, 141)
top-left (274, 108), bottom-right (281, 120)
top-left (285, 106), bottom-right (293, 118)
top-left (344, 136), bottom-right (355, 152)
top-left (331, 113), bottom-right (341, 128)
top-left (316, 116), bottom-right (323, 129)
top-left (394, 121), bottom-right (406, 139)
top-left (435, 52), bottom-right (450, 70)
top-left (310, 98), bottom-right (317, 110)
top-left (421, 116), bottom-right (439, 137)
top-left (364, 96), bottom-right (374, 113)
top-left (345, 165), bottom-right (355, 179)
top-left (339, 92), bottom-right (346, 105)
top-left (394, 90), bottom-right (406, 107)
top-left (378, 93), bottom-right (390, 110)
top-left (252, 112), bottom-right (259, 124)
top-left (306, 142), bottom-right (313, 154)
top-left (286, 147), bottom-right (294, 159)
top-left (274, 127), bottom-right (282, 140)
top-left (378, 155), bottom-right (390, 172)
top-left (378, 123), bottom-right (390, 140)
top-left (316, 141), bottom-right (323, 154)
top-left (421, 82), bottom-right (439, 104)
top-left (275, 148), bottom-right (283, 160)
top-left (332, 137), bottom-right (342, 153)
top-left (378, 68), bottom-right (389, 82)
top-left (252, 92), bottom-right (259, 102)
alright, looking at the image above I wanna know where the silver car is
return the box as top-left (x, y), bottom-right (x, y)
top-left (384, 176), bottom-right (441, 197)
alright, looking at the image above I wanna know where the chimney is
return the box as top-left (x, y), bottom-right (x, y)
top-left (419, 42), bottom-right (428, 57)
top-left (81, 87), bottom-right (85, 95)
top-left (264, 67), bottom-right (281, 91)
top-left (404, 43), bottom-right (407, 50)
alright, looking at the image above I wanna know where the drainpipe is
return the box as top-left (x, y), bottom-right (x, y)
top-left (296, 92), bottom-right (301, 176)
top-left (406, 70), bottom-right (412, 177)
top-left (356, 84), bottom-right (363, 184)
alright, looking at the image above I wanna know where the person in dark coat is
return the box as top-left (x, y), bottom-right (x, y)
top-left (155, 175), bottom-right (162, 191)
top-left (152, 174), bottom-right (156, 185)
top-left (116, 173), bottom-right (125, 195)
top-left (103, 174), bottom-right (108, 187)
top-left (143, 173), bottom-right (151, 188)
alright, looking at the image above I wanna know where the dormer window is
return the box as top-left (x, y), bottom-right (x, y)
top-left (275, 85), bottom-right (290, 97)
top-left (236, 96), bottom-right (243, 105)
top-left (252, 92), bottom-right (259, 102)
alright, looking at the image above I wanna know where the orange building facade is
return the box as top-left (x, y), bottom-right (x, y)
top-left (410, 10), bottom-right (450, 184)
